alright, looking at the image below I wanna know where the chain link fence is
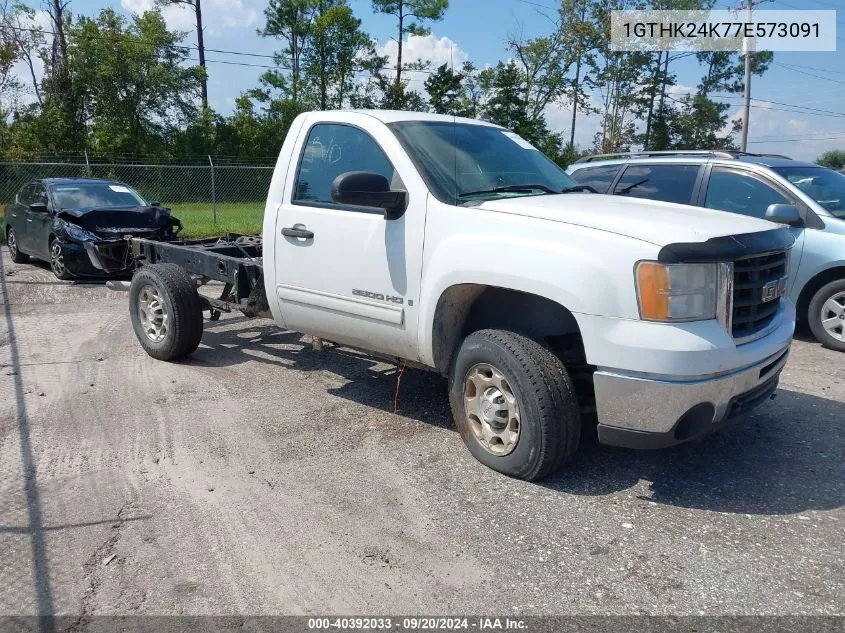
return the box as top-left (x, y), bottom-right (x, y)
top-left (0, 157), bottom-right (275, 238)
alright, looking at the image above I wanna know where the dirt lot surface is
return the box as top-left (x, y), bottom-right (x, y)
top-left (1, 248), bottom-right (844, 620)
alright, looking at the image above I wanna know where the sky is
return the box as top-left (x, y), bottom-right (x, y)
top-left (15, 0), bottom-right (845, 161)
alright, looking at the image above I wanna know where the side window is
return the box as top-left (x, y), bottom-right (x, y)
top-left (569, 165), bottom-right (621, 193)
top-left (705, 169), bottom-right (789, 219)
top-left (15, 184), bottom-right (33, 206)
top-left (31, 183), bottom-right (48, 207)
top-left (613, 164), bottom-right (699, 204)
top-left (294, 123), bottom-right (397, 206)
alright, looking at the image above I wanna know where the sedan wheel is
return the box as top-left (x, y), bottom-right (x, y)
top-left (7, 228), bottom-right (29, 264)
top-left (820, 292), bottom-right (845, 342)
top-left (49, 239), bottom-right (71, 280)
top-left (808, 279), bottom-right (845, 353)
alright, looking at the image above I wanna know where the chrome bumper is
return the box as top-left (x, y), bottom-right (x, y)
top-left (593, 344), bottom-right (790, 446)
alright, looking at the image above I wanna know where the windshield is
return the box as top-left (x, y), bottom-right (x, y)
top-left (389, 121), bottom-right (578, 204)
top-left (774, 166), bottom-right (845, 219)
top-left (52, 182), bottom-right (147, 211)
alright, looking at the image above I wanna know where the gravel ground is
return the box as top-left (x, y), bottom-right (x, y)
top-left (1, 248), bottom-right (843, 621)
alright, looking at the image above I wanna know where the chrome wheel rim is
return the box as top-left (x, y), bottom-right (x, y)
top-left (50, 241), bottom-right (65, 277)
top-left (137, 284), bottom-right (168, 343)
top-left (820, 291), bottom-right (845, 342)
top-left (463, 363), bottom-right (520, 456)
top-left (7, 230), bottom-right (17, 258)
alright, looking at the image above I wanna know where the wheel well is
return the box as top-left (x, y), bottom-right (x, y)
top-left (431, 284), bottom-right (586, 375)
top-left (796, 266), bottom-right (845, 323)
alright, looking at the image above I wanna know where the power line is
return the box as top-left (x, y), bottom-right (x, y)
top-left (749, 130), bottom-right (845, 140)
top-left (668, 92), bottom-right (845, 118)
top-left (712, 94), bottom-right (845, 117)
top-left (4, 23), bottom-right (445, 75)
top-left (768, 62), bottom-right (845, 76)
top-left (665, 93), bottom-right (845, 120)
top-left (747, 135), bottom-right (845, 144)
top-left (774, 62), bottom-right (845, 87)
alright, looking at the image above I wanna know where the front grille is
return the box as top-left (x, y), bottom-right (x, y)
top-left (731, 251), bottom-right (788, 339)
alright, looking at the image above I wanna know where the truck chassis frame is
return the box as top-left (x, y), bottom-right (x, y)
top-left (86, 234), bottom-right (270, 319)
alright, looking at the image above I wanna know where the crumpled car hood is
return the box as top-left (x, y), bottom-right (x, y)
top-left (57, 205), bottom-right (178, 235)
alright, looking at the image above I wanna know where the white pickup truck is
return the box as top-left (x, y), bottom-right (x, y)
top-left (87, 110), bottom-right (796, 481)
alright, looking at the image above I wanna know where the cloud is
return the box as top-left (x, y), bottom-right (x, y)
top-left (544, 102), bottom-right (602, 149)
top-left (373, 33), bottom-right (469, 95)
top-left (120, 0), bottom-right (257, 34)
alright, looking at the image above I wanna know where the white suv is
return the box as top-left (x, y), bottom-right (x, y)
top-left (568, 150), bottom-right (845, 351)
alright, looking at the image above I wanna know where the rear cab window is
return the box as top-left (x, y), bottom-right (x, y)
top-left (569, 165), bottom-right (622, 193)
top-left (613, 164), bottom-right (700, 205)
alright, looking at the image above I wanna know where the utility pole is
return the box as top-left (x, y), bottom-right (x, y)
top-left (740, 0), bottom-right (754, 152)
top-left (740, 0), bottom-right (772, 152)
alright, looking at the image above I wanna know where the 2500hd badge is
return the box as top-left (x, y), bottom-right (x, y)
top-left (353, 288), bottom-right (404, 305)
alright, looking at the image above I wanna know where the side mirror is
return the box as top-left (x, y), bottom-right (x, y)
top-left (149, 201), bottom-right (161, 207)
top-left (29, 202), bottom-right (48, 214)
top-left (331, 171), bottom-right (407, 220)
top-left (765, 203), bottom-right (803, 227)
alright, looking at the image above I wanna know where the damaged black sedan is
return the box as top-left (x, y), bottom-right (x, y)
top-left (4, 178), bottom-right (181, 279)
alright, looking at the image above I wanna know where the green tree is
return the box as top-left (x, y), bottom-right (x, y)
top-left (588, 0), bottom-right (652, 152)
top-left (559, 0), bottom-right (600, 148)
top-left (665, 94), bottom-right (738, 150)
top-left (68, 8), bottom-right (204, 155)
top-left (350, 53), bottom-right (427, 111)
top-left (261, 0), bottom-right (314, 103)
top-left (371, 0), bottom-right (448, 101)
top-left (155, 0), bottom-right (209, 109)
top-left (508, 28), bottom-right (569, 125)
top-left (302, 0), bottom-right (372, 109)
top-left (817, 150), bottom-right (845, 171)
top-left (0, 1), bottom-right (46, 108)
top-left (424, 63), bottom-right (465, 115)
top-left (482, 61), bottom-right (529, 132)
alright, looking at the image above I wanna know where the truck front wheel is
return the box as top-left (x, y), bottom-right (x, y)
top-left (129, 263), bottom-right (204, 361)
top-left (449, 329), bottom-right (581, 481)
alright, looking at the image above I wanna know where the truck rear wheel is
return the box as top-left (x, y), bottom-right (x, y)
top-left (808, 279), bottom-right (845, 352)
top-left (129, 263), bottom-right (203, 360)
top-left (449, 329), bottom-right (581, 481)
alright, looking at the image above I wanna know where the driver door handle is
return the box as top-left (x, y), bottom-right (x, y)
top-left (281, 226), bottom-right (314, 239)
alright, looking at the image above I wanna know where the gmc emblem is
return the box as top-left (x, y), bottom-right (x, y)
top-left (761, 277), bottom-right (788, 303)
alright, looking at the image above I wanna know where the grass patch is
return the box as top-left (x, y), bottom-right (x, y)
top-left (168, 202), bottom-right (264, 238)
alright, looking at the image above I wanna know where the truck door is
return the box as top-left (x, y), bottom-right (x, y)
top-left (272, 120), bottom-right (425, 360)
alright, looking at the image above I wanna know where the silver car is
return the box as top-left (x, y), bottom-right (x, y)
top-left (567, 151), bottom-right (845, 351)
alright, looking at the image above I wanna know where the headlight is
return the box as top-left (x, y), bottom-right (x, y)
top-left (63, 223), bottom-right (99, 242)
top-left (635, 261), bottom-right (723, 322)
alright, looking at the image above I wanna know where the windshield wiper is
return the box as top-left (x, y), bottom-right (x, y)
top-left (458, 183), bottom-right (558, 198)
top-left (560, 184), bottom-right (597, 194)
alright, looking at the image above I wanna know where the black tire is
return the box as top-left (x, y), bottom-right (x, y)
top-left (7, 228), bottom-right (29, 263)
top-left (49, 238), bottom-right (72, 280)
top-left (448, 329), bottom-right (581, 481)
top-left (807, 279), bottom-right (845, 352)
top-left (129, 263), bottom-right (204, 360)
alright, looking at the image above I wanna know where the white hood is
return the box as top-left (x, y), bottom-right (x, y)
top-left (479, 193), bottom-right (779, 246)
